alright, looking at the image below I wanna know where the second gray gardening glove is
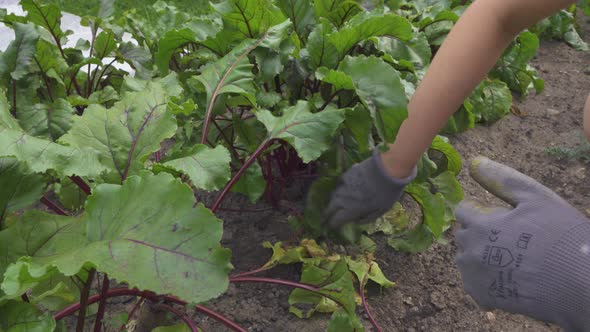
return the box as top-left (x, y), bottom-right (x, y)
top-left (455, 157), bottom-right (590, 332)
top-left (324, 149), bottom-right (417, 228)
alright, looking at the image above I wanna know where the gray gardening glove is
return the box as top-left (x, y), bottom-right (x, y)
top-left (324, 149), bottom-right (417, 228)
top-left (455, 157), bottom-right (590, 332)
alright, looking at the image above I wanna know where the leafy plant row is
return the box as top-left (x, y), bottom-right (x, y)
top-left (0, 0), bottom-right (587, 331)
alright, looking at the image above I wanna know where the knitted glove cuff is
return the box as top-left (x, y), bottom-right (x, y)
top-left (371, 149), bottom-right (417, 187)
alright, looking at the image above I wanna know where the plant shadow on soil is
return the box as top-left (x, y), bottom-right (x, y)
top-left (92, 15), bottom-right (590, 332)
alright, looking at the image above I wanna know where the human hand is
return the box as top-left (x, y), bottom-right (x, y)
top-left (455, 157), bottom-right (590, 332)
top-left (324, 149), bottom-right (416, 228)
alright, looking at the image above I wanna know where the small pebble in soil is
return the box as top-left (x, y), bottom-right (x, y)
top-left (547, 108), bottom-right (561, 116)
top-left (486, 312), bottom-right (496, 322)
top-left (430, 291), bottom-right (446, 310)
top-left (574, 167), bottom-right (586, 180)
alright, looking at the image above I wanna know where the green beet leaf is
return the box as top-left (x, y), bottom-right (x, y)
top-left (28, 271), bottom-right (79, 311)
top-left (256, 101), bottom-right (345, 162)
top-left (0, 211), bottom-right (84, 299)
top-left (430, 135), bottom-right (462, 175)
top-left (251, 25), bottom-right (297, 83)
top-left (0, 22), bottom-right (39, 82)
top-left (375, 31), bottom-right (432, 70)
top-left (16, 98), bottom-right (74, 140)
top-left (59, 81), bottom-right (179, 182)
top-left (231, 160), bottom-right (266, 203)
top-left (0, 93), bottom-right (106, 178)
top-left (441, 103), bottom-right (475, 135)
top-left (387, 224), bottom-right (434, 253)
top-left (88, 86), bottom-right (120, 105)
top-left (405, 182), bottom-right (447, 238)
top-left (328, 12), bottom-right (414, 59)
top-left (0, 300), bottom-right (56, 332)
top-left (491, 31), bottom-right (543, 95)
top-left (1, 172), bottom-right (232, 305)
top-left (260, 241), bottom-right (307, 268)
top-left (315, 67), bottom-right (355, 91)
top-left (339, 55), bottom-right (408, 143)
top-left (416, 8), bottom-right (459, 29)
top-left (345, 256), bottom-right (394, 288)
top-left (343, 105), bottom-right (373, 156)
top-left (212, 0), bottom-right (286, 39)
top-left (21, 0), bottom-right (65, 43)
top-left (533, 8), bottom-right (589, 51)
top-left (255, 91), bottom-right (282, 109)
top-left (121, 73), bottom-right (183, 97)
top-left (118, 1), bottom-right (182, 49)
top-left (327, 308), bottom-right (364, 332)
top-left (192, 20), bottom-right (291, 118)
top-left (303, 19), bottom-right (339, 71)
top-left (288, 259), bottom-right (356, 319)
top-left (467, 79), bottom-right (512, 123)
top-left (260, 239), bottom-right (367, 327)
top-left (0, 158), bottom-right (45, 226)
top-left (0, 126), bottom-right (105, 177)
top-left (314, 0), bottom-right (362, 28)
top-left (363, 203), bottom-right (410, 237)
top-left (431, 170), bottom-right (463, 228)
top-left (55, 177), bottom-right (87, 211)
top-left (92, 31), bottom-right (118, 59)
top-left (162, 144), bottom-right (231, 191)
top-left (83, 172), bottom-right (232, 302)
top-left (276, 0), bottom-right (315, 40)
top-left (232, 115), bottom-right (266, 152)
top-left (155, 15), bottom-right (223, 75)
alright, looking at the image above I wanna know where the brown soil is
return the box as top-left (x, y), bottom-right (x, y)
top-left (97, 14), bottom-right (590, 332)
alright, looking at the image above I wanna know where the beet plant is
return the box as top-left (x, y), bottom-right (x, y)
top-left (0, 0), bottom-right (586, 331)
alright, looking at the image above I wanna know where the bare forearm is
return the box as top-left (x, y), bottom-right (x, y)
top-left (382, 0), bottom-right (575, 178)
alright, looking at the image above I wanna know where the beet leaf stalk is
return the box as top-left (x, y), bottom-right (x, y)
top-left (359, 274), bottom-right (382, 332)
top-left (75, 269), bottom-right (96, 332)
top-left (53, 288), bottom-right (247, 332)
top-left (211, 140), bottom-right (272, 212)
